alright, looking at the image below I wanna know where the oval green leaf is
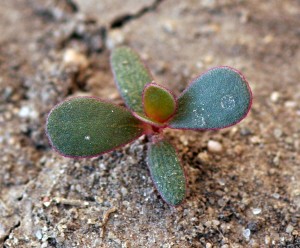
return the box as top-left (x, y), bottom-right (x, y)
top-left (46, 97), bottom-right (145, 157)
top-left (169, 66), bottom-right (252, 129)
top-left (111, 46), bottom-right (153, 113)
top-left (147, 138), bottom-right (186, 206)
top-left (143, 83), bottom-right (176, 123)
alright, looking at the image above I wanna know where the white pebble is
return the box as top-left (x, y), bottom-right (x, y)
top-left (205, 221), bottom-right (212, 228)
top-left (43, 201), bottom-right (51, 207)
top-left (270, 91), bottom-right (280, 102)
top-left (286, 224), bottom-right (294, 233)
top-left (265, 235), bottom-right (271, 244)
top-left (121, 187), bottom-right (128, 196)
top-left (35, 230), bottom-right (43, 240)
top-left (206, 243), bottom-right (212, 248)
top-left (63, 49), bottom-right (88, 69)
top-left (250, 136), bottom-right (261, 144)
top-left (208, 140), bottom-right (223, 154)
top-left (284, 101), bottom-right (297, 108)
top-left (41, 242), bottom-right (48, 248)
top-left (252, 208), bottom-right (262, 215)
top-left (19, 106), bottom-right (38, 119)
top-left (212, 219), bottom-right (220, 227)
top-left (243, 228), bottom-right (251, 240)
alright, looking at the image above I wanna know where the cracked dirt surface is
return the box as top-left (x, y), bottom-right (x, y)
top-left (0, 0), bottom-right (299, 247)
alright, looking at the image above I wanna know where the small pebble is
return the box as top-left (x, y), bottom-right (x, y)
top-left (252, 208), bottom-right (262, 215)
top-left (284, 101), bottom-right (297, 108)
top-left (196, 61), bottom-right (204, 69)
top-left (263, 34), bottom-right (274, 44)
top-left (19, 106), bottom-right (38, 119)
top-left (3, 87), bottom-right (13, 100)
top-left (197, 151), bottom-right (210, 163)
top-left (63, 49), bottom-right (88, 69)
top-left (250, 136), bottom-right (261, 144)
top-left (265, 235), bottom-right (271, 245)
top-left (212, 220), bottom-right (220, 227)
top-left (204, 55), bottom-right (214, 64)
top-left (179, 136), bottom-right (188, 146)
top-left (273, 153), bottom-right (280, 166)
top-left (121, 187), bottom-right (128, 196)
top-left (41, 243), bottom-right (48, 248)
top-left (217, 198), bottom-right (226, 207)
top-left (229, 126), bottom-right (238, 137)
top-left (206, 243), bottom-right (212, 248)
top-left (234, 145), bottom-right (244, 155)
top-left (243, 228), bottom-right (251, 240)
top-left (43, 201), bottom-right (51, 208)
top-left (106, 29), bottom-right (125, 49)
top-left (273, 129), bottom-right (283, 139)
top-left (35, 230), bottom-right (43, 240)
top-left (270, 91), bottom-right (280, 103)
top-left (207, 140), bottom-right (223, 154)
top-left (285, 224), bottom-right (294, 233)
top-left (217, 178), bottom-right (226, 186)
top-left (284, 137), bottom-right (293, 145)
top-left (205, 221), bottom-right (212, 228)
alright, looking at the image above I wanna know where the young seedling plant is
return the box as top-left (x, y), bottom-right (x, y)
top-left (46, 47), bottom-right (252, 206)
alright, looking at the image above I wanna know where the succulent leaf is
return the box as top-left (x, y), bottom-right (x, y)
top-left (111, 47), bottom-right (153, 113)
top-left (169, 66), bottom-right (252, 129)
top-left (147, 138), bottom-right (186, 206)
top-left (143, 83), bottom-right (176, 123)
top-left (46, 97), bottom-right (145, 157)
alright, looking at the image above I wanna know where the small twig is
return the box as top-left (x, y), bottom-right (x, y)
top-left (100, 206), bottom-right (117, 238)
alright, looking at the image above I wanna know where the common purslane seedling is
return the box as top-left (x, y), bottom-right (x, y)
top-left (46, 47), bottom-right (252, 206)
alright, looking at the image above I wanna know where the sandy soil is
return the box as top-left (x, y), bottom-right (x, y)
top-left (0, 0), bottom-right (299, 247)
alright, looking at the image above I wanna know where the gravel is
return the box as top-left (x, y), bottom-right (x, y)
top-left (1, 0), bottom-right (299, 247)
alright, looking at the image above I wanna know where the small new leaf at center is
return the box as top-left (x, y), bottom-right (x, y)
top-left (143, 83), bottom-right (176, 123)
